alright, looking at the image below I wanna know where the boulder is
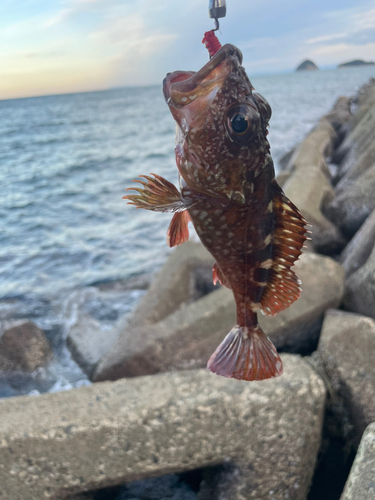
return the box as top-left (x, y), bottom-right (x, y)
top-left (317, 310), bottom-right (375, 447)
top-left (343, 242), bottom-right (375, 319)
top-left (67, 314), bottom-right (122, 378)
top-left (341, 422), bottom-right (375, 500)
top-left (0, 356), bottom-right (326, 500)
top-left (339, 209), bottom-right (375, 277)
top-left (93, 252), bottom-right (344, 382)
top-left (325, 163), bottom-right (375, 238)
top-left (0, 320), bottom-right (52, 372)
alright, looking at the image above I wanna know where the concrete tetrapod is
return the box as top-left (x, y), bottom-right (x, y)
top-left (341, 423), bottom-right (375, 500)
top-left (0, 355), bottom-right (325, 500)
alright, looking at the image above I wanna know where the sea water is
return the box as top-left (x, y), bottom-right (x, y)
top-left (1, 66), bottom-right (375, 397)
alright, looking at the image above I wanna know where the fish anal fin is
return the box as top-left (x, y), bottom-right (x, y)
top-left (123, 173), bottom-right (192, 213)
top-left (167, 211), bottom-right (191, 248)
top-left (207, 325), bottom-right (283, 381)
top-left (260, 186), bottom-right (308, 316)
top-left (212, 262), bottom-right (232, 289)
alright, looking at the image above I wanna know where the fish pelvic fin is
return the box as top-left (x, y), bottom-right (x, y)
top-left (207, 325), bottom-right (283, 381)
top-left (123, 173), bottom-right (194, 213)
top-left (212, 262), bottom-right (232, 289)
top-left (260, 183), bottom-right (308, 316)
top-left (167, 211), bottom-right (191, 248)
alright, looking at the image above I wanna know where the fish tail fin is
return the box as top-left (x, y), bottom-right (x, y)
top-left (207, 325), bottom-right (283, 381)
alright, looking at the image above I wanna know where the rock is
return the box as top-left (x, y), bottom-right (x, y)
top-left (0, 356), bottom-right (326, 500)
top-left (93, 252), bottom-right (344, 382)
top-left (343, 243), bottom-right (375, 319)
top-left (283, 165), bottom-right (347, 254)
top-left (67, 314), bottom-right (122, 378)
top-left (341, 422), bottom-right (375, 500)
top-left (317, 310), bottom-right (375, 447)
top-left (0, 320), bottom-right (52, 372)
top-left (296, 60), bottom-right (318, 71)
top-left (325, 163), bottom-right (375, 238)
top-left (339, 209), bottom-right (375, 277)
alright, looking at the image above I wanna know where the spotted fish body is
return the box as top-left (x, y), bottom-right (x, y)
top-left (124, 44), bottom-right (307, 381)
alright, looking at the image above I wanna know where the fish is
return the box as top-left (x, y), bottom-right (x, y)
top-left (123, 43), bottom-right (307, 381)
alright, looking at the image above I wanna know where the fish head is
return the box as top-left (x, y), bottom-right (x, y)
top-left (163, 44), bottom-right (272, 201)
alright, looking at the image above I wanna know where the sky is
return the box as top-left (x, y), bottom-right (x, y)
top-left (1, 0), bottom-right (375, 100)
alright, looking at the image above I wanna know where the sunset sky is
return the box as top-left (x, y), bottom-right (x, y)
top-left (1, 0), bottom-right (375, 100)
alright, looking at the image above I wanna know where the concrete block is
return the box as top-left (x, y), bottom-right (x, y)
top-left (0, 355), bottom-right (325, 500)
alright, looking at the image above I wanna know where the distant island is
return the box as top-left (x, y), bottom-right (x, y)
top-left (296, 60), bottom-right (318, 71)
top-left (338, 59), bottom-right (375, 68)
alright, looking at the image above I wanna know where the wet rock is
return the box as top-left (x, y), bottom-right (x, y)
top-left (0, 320), bottom-right (52, 372)
top-left (283, 166), bottom-right (347, 254)
top-left (0, 356), bottom-right (326, 500)
top-left (339, 209), bottom-right (375, 277)
top-left (343, 242), bottom-right (375, 319)
top-left (317, 310), bottom-right (375, 447)
top-left (341, 422), bottom-right (375, 500)
top-left (93, 252), bottom-right (343, 382)
top-left (325, 164), bottom-right (375, 238)
top-left (67, 314), bottom-right (121, 378)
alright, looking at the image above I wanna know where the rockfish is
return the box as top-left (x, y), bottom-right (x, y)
top-left (124, 43), bottom-right (307, 381)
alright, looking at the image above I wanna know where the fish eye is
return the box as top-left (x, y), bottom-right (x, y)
top-left (231, 114), bottom-right (249, 134)
top-left (226, 103), bottom-right (260, 142)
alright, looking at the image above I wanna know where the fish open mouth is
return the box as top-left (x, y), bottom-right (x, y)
top-left (163, 44), bottom-right (243, 118)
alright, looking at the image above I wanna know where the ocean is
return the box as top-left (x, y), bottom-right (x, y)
top-left (1, 65), bottom-right (375, 397)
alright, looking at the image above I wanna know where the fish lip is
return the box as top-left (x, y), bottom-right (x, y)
top-left (163, 44), bottom-right (243, 104)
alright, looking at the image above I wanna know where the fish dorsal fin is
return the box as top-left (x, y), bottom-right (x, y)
top-left (260, 183), bottom-right (308, 316)
top-left (212, 262), bottom-right (232, 289)
top-left (167, 210), bottom-right (191, 248)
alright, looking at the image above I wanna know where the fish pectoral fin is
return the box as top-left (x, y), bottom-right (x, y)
top-left (207, 325), bottom-right (283, 381)
top-left (212, 262), bottom-right (232, 289)
top-left (123, 173), bottom-right (192, 213)
top-left (260, 182), bottom-right (308, 316)
top-left (167, 211), bottom-right (191, 248)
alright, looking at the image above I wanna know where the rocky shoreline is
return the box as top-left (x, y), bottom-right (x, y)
top-left (1, 78), bottom-right (375, 499)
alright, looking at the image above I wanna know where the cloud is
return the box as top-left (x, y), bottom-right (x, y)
top-left (308, 42), bottom-right (375, 64)
top-left (305, 33), bottom-right (348, 45)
